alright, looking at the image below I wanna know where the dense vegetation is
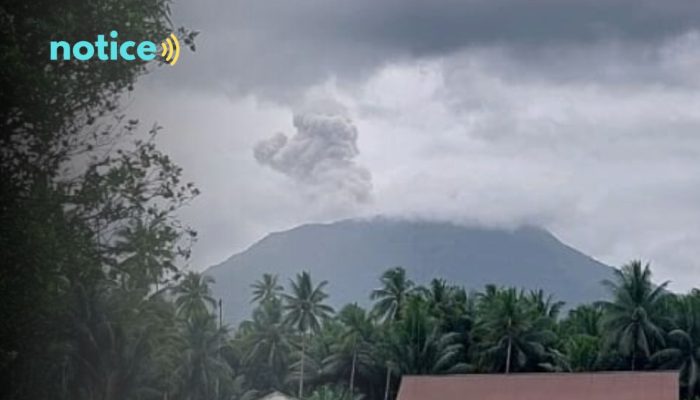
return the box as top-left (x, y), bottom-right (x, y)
top-left (1, 1), bottom-right (697, 400)
top-left (178, 262), bottom-right (697, 400)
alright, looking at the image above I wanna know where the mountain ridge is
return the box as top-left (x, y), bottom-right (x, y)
top-left (206, 217), bottom-right (614, 323)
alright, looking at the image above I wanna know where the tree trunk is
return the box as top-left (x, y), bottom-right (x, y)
top-left (631, 330), bottom-right (637, 371)
top-left (299, 333), bottom-right (306, 400)
top-left (349, 346), bottom-right (357, 397)
top-left (383, 364), bottom-right (391, 400)
top-left (505, 337), bottom-right (513, 374)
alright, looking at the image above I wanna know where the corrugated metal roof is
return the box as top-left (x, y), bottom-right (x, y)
top-left (397, 372), bottom-right (679, 400)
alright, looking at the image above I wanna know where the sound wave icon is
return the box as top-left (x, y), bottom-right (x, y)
top-left (160, 33), bottom-right (180, 65)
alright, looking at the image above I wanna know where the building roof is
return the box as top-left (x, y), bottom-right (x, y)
top-left (258, 391), bottom-right (297, 400)
top-left (397, 372), bottom-right (679, 400)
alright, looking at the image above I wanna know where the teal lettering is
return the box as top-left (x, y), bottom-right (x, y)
top-left (119, 41), bottom-right (136, 61)
top-left (137, 41), bottom-right (157, 60)
top-left (73, 41), bottom-right (94, 61)
top-left (50, 41), bottom-right (71, 60)
top-left (95, 35), bottom-right (109, 60)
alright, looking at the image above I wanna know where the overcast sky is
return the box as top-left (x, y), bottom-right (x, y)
top-left (128, 0), bottom-right (700, 290)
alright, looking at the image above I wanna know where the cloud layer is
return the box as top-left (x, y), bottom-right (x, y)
top-left (167, 0), bottom-right (700, 99)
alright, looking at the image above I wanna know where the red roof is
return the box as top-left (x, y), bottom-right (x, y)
top-left (397, 372), bottom-right (679, 400)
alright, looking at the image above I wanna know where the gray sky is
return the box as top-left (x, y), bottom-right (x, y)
top-left (128, 0), bottom-right (700, 290)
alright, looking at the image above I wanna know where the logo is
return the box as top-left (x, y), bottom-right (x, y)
top-left (50, 31), bottom-right (180, 65)
top-left (160, 33), bottom-right (181, 65)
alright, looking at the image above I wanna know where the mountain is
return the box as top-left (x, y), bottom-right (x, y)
top-left (205, 218), bottom-right (614, 323)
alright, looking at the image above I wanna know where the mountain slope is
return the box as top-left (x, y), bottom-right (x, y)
top-left (206, 218), bottom-right (614, 323)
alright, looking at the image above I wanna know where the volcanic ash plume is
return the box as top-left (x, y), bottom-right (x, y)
top-left (254, 107), bottom-right (372, 203)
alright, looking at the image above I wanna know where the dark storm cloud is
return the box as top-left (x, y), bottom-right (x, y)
top-left (191, 0), bottom-right (700, 49)
top-left (168, 0), bottom-right (700, 97)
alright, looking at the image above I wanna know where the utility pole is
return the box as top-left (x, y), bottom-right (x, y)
top-left (215, 298), bottom-right (223, 399)
top-left (218, 298), bottom-right (223, 329)
top-left (384, 363), bottom-right (391, 400)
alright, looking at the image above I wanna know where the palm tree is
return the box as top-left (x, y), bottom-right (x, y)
top-left (420, 279), bottom-right (449, 307)
top-left (307, 384), bottom-right (359, 400)
top-left (174, 313), bottom-right (231, 400)
top-left (560, 304), bottom-right (604, 372)
top-left (601, 261), bottom-right (669, 370)
top-left (526, 289), bottom-right (565, 320)
top-left (112, 217), bottom-right (178, 290)
top-left (172, 272), bottom-right (217, 320)
top-left (476, 287), bottom-right (556, 373)
top-left (64, 280), bottom-right (181, 400)
top-left (239, 298), bottom-right (293, 390)
top-left (388, 296), bottom-right (470, 375)
top-left (564, 334), bottom-right (601, 372)
top-left (420, 279), bottom-right (474, 334)
top-left (371, 267), bottom-right (415, 322)
top-left (324, 304), bottom-right (376, 397)
top-left (651, 294), bottom-right (700, 398)
top-left (562, 304), bottom-right (603, 337)
top-left (283, 271), bottom-right (334, 399)
top-left (251, 273), bottom-right (284, 304)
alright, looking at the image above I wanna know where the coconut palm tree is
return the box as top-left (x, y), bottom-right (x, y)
top-left (251, 273), bottom-right (284, 304)
top-left (239, 298), bottom-right (293, 390)
top-left (651, 294), bottom-right (700, 398)
top-left (560, 304), bottom-right (605, 372)
top-left (323, 304), bottom-right (377, 397)
top-left (371, 267), bottom-right (415, 322)
top-left (174, 313), bottom-right (231, 400)
top-left (111, 217), bottom-right (178, 290)
top-left (172, 272), bottom-right (217, 320)
top-left (561, 304), bottom-right (604, 338)
top-left (563, 334), bottom-right (601, 372)
top-left (476, 287), bottom-right (556, 373)
top-left (64, 280), bottom-right (179, 400)
top-left (601, 261), bottom-right (669, 370)
top-left (283, 271), bottom-right (334, 399)
top-left (388, 296), bottom-right (470, 375)
top-left (307, 384), bottom-right (359, 400)
top-left (526, 289), bottom-right (565, 320)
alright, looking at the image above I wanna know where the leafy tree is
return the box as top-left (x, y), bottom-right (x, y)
top-left (0, 1), bottom-right (198, 398)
